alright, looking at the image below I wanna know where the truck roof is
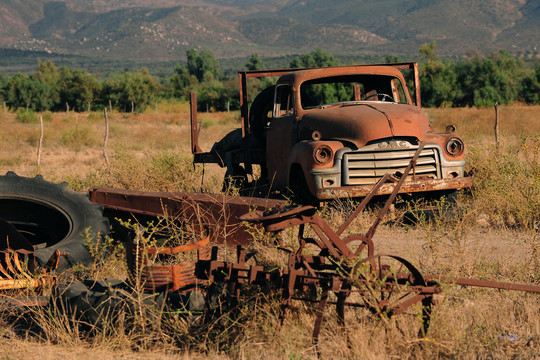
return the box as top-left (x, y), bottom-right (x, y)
top-left (276, 65), bottom-right (408, 85)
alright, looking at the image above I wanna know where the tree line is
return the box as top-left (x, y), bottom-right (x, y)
top-left (0, 44), bottom-right (539, 114)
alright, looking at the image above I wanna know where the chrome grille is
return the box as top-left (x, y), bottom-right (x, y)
top-left (342, 143), bottom-right (440, 185)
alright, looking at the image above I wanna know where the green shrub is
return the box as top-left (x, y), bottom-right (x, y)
top-left (60, 127), bottom-right (98, 150)
top-left (16, 108), bottom-right (38, 123)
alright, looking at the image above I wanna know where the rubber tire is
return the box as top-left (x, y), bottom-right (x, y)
top-left (0, 172), bottom-right (109, 271)
top-left (249, 85), bottom-right (275, 144)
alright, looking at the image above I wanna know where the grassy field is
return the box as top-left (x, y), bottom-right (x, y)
top-left (0, 103), bottom-right (538, 359)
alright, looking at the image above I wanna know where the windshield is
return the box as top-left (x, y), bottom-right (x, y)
top-left (300, 74), bottom-right (408, 109)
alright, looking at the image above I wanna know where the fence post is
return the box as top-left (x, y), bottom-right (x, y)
top-left (103, 109), bottom-right (110, 166)
top-left (494, 102), bottom-right (499, 151)
top-left (37, 115), bottom-right (44, 167)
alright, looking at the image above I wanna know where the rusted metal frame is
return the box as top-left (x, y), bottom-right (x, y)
top-left (317, 176), bottom-right (474, 199)
top-left (423, 275), bottom-right (540, 294)
top-left (336, 173), bottom-right (391, 236)
top-left (239, 62), bottom-right (419, 80)
top-left (412, 62), bottom-right (421, 107)
top-left (190, 92), bottom-right (202, 154)
top-left (238, 72), bottom-right (253, 175)
top-left (364, 143), bottom-right (426, 241)
top-left (312, 283), bottom-right (330, 344)
top-left (386, 293), bottom-right (433, 317)
top-left (145, 236), bottom-right (210, 255)
top-left (89, 187), bottom-right (285, 245)
top-left (309, 220), bottom-right (355, 259)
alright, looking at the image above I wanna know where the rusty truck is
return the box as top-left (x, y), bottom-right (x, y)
top-left (190, 62), bottom-right (473, 203)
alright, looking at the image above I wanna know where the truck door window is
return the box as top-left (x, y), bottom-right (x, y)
top-left (274, 84), bottom-right (294, 117)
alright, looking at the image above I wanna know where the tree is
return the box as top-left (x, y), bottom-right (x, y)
top-left (7, 74), bottom-right (41, 110)
top-left (59, 67), bottom-right (101, 111)
top-left (290, 48), bottom-right (339, 68)
top-left (33, 60), bottom-right (61, 111)
top-left (103, 68), bottom-right (160, 112)
top-left (0, 72), bottom-right (9, 102)
top-left (455, 51), bottom-right (526, 107)
top-left (246, 53), bottom-right (265, 70)
top-left (186, 49), bottom-right (221, 82)
top-left (170, 65), bottom-right (198, 99)
top-left (419, 41), bottom-right (437, 62)
top-left (520, 62), bottom-right (540, 104)
top-left (419, 42), bottom-right (459, 107)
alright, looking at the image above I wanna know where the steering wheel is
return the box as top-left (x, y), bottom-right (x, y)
top-left (376, 93), bottom-right (394, 102)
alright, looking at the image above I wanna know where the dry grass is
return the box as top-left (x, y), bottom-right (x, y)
top-left (0, 103), bottom-right (539, 359)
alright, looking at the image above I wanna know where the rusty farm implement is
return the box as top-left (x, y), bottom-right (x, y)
top-left (0, 145), bottom-right (538, 345)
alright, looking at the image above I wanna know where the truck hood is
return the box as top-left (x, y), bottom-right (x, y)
top-left (298, 103), bottom-right (431, 148)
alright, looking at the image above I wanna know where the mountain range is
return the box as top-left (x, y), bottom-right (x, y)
top-left (0, 0), bottom-right (538, 68)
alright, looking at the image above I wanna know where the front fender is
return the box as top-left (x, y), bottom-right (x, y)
top-left (287, 140), bottom-right (344, 196)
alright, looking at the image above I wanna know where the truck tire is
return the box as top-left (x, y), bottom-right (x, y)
top-left (0, 172), bottom-right (109, 271)
top-left (249, 85), bottom-right (275, 143)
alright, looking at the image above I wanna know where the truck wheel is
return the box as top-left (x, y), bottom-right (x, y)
top-left (249, 85), bottom-right (275, 143)
top-left (0, 172), bottom-right (109, 271)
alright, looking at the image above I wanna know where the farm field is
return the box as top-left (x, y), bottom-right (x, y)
top-left (0, 103), bottom-right (538, 359)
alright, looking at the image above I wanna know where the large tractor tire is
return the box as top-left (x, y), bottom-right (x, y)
top-left (0, 172), bottom-right (109, 271)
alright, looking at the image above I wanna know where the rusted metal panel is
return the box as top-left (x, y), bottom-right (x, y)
top-left (317, 176), bottom-right (473, 199)
top-left (424, 275), bottom-right (540, 293)
top-left (88, 187), bottom-right (285, 245)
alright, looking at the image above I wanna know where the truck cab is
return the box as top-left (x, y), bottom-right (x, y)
top-left (191, 63), bottom-right (472, 202)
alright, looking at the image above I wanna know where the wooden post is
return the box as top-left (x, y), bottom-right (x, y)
top-left (103, 109), bottom-right (110, 166)
top-left (131, 101), bottom-right (134, 113)
top-left (3, 102), bottom-right (6, 113)
top-left (155, 101), bottom-right (158, 114)
top-left (109, 100), bottom-right (112, 113)
top-left (494, 102), bottom-right (499, 151)
top-left (37, 115), bottom-right (44, 167)
top-left (75, 115), bottom-right (79, 151)
top-left (66, 102), bottom-right (69, 113)
top-left (88, 102), bottom-right (91, 112)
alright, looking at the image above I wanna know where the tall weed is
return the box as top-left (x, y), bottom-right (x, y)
top-left (467, 134), bottom-right (540, 228)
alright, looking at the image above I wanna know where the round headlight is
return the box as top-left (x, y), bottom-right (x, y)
top-left (446, 137), bottom-right (464, 156)
top-left (313, 145), bottom-right (333, 165)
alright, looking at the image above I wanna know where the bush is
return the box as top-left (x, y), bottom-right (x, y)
top-left (16, 108), bottom-right (38, 123)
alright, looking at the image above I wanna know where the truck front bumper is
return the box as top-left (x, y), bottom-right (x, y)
top-left (316, 176), bottom-right (473, 200)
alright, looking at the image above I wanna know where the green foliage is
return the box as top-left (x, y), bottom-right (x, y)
top-left (520, 62), bottom-right (540, 104)
top-left (245, 53), bottom-right (265, 71)
top-left (103, 68), bottom-right (160, 112)
top-left (0, 72), bottom-right (9, 101)
top-left (169, 65), bottom-right (198, 99)
top-left (419, 43), bottom-right (533, 107)
top-left (419, 42), bottom-right (460, 107)
top-left (455, 51), bottom-right (527, 107)
top-left (187, 49), bottom-right (222, 82)
top-left (16, 108), bottom-right (38, 123)
top-left (193, 76), bottom-right (236, 112)
top-left (59, 67), bottom-right (101, 111)
top-left (60, 126), bottom-right (98, 150)
top-left (290, 48), bottom-right (339, 68)
top-left (2, 48), bottom-right (539, 112)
